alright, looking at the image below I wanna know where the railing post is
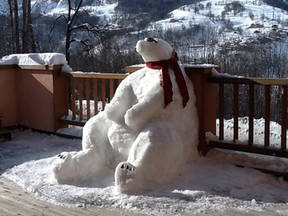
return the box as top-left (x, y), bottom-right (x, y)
top-left (52, 66), bottom-right (69, 131)
top-left (11, 64), bottom-right (68, 132)
top-left (184, 65), bottom-right (219, 156)
top-left (281, 85), bottom-right (288, 151)
top-left (0, 65), bottom-right (18, 127)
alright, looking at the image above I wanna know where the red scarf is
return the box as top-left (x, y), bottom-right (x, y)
top-left (145, 52), bottom-right (190, 108)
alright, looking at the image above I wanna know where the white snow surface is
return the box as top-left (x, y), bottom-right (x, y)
top-left (30, 0), bottom-right (118, 25)
top-left (82, 3), bottom-right (117, 24)
top-left (2, 127), bottom-right (288, 215)
top-left (0, 0), bottom-right (9, 15)
top-left (149, 0), bottom-right (288, 45)
top-left (0, 53), bottom-right (73, 72)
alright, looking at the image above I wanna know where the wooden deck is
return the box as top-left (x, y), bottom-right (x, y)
top-left (0, 176), bottom-right (145, 216)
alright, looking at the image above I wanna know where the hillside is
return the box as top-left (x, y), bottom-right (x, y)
top-left (150, 0), bottom-right (288, 44)
top-left (2, 0), bottom-right (288, 43)
top-left (1, 0), bottom-right (288, 73)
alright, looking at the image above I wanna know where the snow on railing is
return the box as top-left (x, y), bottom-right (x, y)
top-left (0, 53), bottom-right (73, 72)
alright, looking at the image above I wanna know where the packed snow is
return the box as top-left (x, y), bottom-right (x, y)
top-left (1, 124), bottom-right (288, 215)
top-left (0, 53), bottom-right (72, 72)
top-left (51, 38), bottom-right (199, 193)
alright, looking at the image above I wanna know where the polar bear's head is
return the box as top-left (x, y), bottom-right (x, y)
top-left (136, 38), bottom-right (174, 62)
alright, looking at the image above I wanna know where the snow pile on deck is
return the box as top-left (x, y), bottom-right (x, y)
top-left (0, 53), bottom-right (72, 72)
top-left (1, 122), bottom-right (288, 215)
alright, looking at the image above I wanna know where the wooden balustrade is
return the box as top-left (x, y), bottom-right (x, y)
top-left (58, 67), bottom-right (288, 159)
top-left (207, 76), bottom-right (288, 158)
top-left (60, 72), bottom-right (128, 126)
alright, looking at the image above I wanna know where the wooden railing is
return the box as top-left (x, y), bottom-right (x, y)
top-left (59, 67), bottom-right (288, 159)
top-left (60, 72), bottom-right (128, 126)
top-left (207, 75), bottom-right (288, 158)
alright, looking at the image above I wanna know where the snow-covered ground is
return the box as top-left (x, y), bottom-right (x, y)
top-left (81, 3), bottom-right (118, 25)
top-left (32, 0), bottom-right (118, 24)
top-left (0, 0), bottom-right (9, 15)
top-left (215, 117), bottom-right (284, 148)
top-left (1, 118), bottom-right (288, 215)
top-left (0, 0), bottom-right (117, 26)
top-left (38, 1), bottom-right (118, 26)
top-left (150, 0), bottom-right (288, 44)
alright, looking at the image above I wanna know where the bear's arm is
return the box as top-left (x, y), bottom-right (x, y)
top-left (124, 86), bottom-right (163, 130)
top-left (106, 81), bottom-right (135, 124)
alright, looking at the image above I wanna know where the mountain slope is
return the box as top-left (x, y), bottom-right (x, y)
top-left (1, 0), bottom-right (288, 64)
top-left (149, 0), bottom-right (288, 45)
top-left (0, 0), bottom-right (8, 15)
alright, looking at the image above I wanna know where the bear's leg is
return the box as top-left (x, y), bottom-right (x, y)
top-left (53, 148), bottom-right (112, 184)
top-left (114, 122), bottom-right (184, 193)
top-left (52, 113), bottom-right (116, 184)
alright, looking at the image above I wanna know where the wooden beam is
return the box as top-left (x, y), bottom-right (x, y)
top-left (93, 79), bottom-right (98, 115)
top-left (78, 78), bottom-right (83, 121)
top-left (208, 76), bottom-right (288, 86)
top-left (281, 85), bottom-right (288, 151)
top-left (64, 72), bottom-right (127, 80)
top-left (233, 84), bottom-right (239, 141)
top-left (264, 85), bottom-right (271, 147)
top-left (101, 79), bottom-right (106, 111)
top-left (249, 84), bottom-right (254, 146)
top-left (219, 83), bottom-right (224, 140)
top-left (85, 79), bottom-right (91, 119)
top-left (209, 140), bottom-right (288, 158)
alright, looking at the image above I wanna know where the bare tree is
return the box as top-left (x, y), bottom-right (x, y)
top-left (8, 0), bottom-right (35, 53)
top-left (0, 15), bottom-right (13, 57)
top-left (64, 0), bottom-right (84, 63)
top-left (22, 0), bottom-right (36, 52)
top-left (50, 0), bottom-right (106, 63)
top-left (8, 0), bottom-right (20, 53)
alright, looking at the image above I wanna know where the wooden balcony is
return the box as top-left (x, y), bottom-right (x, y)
top-left (1, 63), bottom-right (288, 158)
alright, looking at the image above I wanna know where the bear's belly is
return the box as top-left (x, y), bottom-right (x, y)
top-left (107, 123), bottom-right (137, 159)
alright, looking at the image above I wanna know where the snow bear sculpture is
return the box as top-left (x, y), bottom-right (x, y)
top-left (52, 38), bottom-right (199, 192)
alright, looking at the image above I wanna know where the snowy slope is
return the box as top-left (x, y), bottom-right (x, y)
top-left (34, 1), bottom-right (117, 26)
top-left (149, 0), bottom-right (288, 44)
top-left (0, 0), bottom-right (118, 25)
top-left (0, 0), bottom-right (9, 15)
top-left (41, 2), bottom-right (116, 19)
top-left (2, 0), bottom-right (288, 56)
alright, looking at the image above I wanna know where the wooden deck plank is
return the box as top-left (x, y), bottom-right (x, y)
top-left (0, 177), bottom-right (86, 216)
top-left (0, 176), bottom-right (147, 216)
top-left (0, 189), bottom-right (74, 216)
top-left (0, 192), bottom-right (51, 216)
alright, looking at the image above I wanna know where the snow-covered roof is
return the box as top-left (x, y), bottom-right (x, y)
top-left (0, 53), bottom-right (73, 72)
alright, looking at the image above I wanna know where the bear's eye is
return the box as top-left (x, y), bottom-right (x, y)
top-left (145, 38), bottom-right (158, 43)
